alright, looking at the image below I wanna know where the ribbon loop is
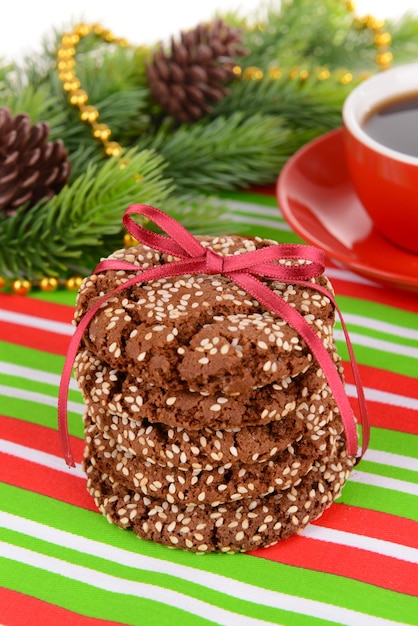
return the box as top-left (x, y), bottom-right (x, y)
top-left (59, 203), bottom-right (369, 468)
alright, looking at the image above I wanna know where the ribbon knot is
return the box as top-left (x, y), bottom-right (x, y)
top-left (205, 248), bottom-right (225, 275)
top-left (58, 204), bottom-right (369, 468)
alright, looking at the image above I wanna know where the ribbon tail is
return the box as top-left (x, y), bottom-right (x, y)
top-left (231, 272), bottom-right (365, 460)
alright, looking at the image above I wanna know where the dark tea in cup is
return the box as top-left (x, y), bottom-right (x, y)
top-left (343, 62), bottom-right (418, 255)
top-left (363, 94), bottom-right (418, 158)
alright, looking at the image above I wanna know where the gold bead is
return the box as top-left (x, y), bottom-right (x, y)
top-left (243, 66), bottom-right (264, 80)
top-left (61, 33), bottom-right (80, 46)
top-left (288, 67), bottom-right (299, 80)
top-left (57, 46), bottom-right (76, 59)
top-left (12, 279), bottom-right (32, 296)
top-left (69, 89), bottom-right (89, 106)
top-left (366, 15), bottom-right (385, 30)
top-left (373, 31), bottom-right (392, 47)
top-left (299, 69), bottom-right (309, 81)
top-left (232, 65), bottom-right (242, 77)
top-left (267, 66), bottom-right (282, 80)
top-left (339, 71), bottom-right (353, 84)
top-left (59, 70), bottom-right (76, 82)
top-left (64, 80), bottom-right (81, 92)
top-left (0, 276), bottom-right (6, 290)
top-left (80, 105), bottom-right (100, 124)
top-left (345, 0), bottom-right (356, 12)
top-left (104, 141), bottom-right (123, 157)
top-left (124, 233), bottom-right (138, 248)
top-left (75, 23), bottom-right (92, 37)
top-left (117, 38), bottom-right (129, 48)
top-left (57, 59), bottom-right (76, 71)
top-left (103, 30), bottom-right (116, 42)
top-left (39, 277), bottom-right (59, 292)
top-left (376, 51), bottom-right (393, 67)
top-left (92, 23), bottom-right (104, 36)
top-left (317, 68), bottom-right (331, 81)
top-left (92, 123), bottom-right (112, 141)
top-left (66, 276), bottom-right (83, 290)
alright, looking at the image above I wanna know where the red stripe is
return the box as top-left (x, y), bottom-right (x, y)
top-left (330, 276), bottom-right (418, 314)
top-left (0, 415), bottom-right (85, 459)
top-left (343, 363), bottom-right (418, 435)
top-left (5, 447), bottom-right (417, 597)
top-left (0, 588), bottom-right (126, 626)
top-left (0, 453), bottom-right (96, 512)
top-left (2, 415), bottom-right (417, 549)
top-left (0, 293), bottom-right (75, 323)
top-left (346, 363), bottom-right (418, 398)
top-left (315, 503), bottom-right (418, 549)
top-left (0, 321), bottom-right (70, 355)
top-left (251, 532), bottom-right (418, 596)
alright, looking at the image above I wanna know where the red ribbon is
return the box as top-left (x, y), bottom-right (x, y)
top-left (58, 204), bottom-right (369, 468)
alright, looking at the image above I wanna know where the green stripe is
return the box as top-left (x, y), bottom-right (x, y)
top-left (336, 296), bottom-right (418, 331)
top-left (29, 289), bottom-right (77, 306)
top-left (1, 557), bottom-right (217, 626)
top-left (218, 190), bottom-right (280, 208)
top-left (1, 484), bottom-right (417, 625)
top-left (360, 460), bottom-right (418, 485)
top-left (371, 428), bottom-right (418, 460)
top-left (336, 338), bottom-right (416, 377)
top-left (1, 341), bottom-right (65, 374)
top-left (339, 481), bottom-right (418, 522)
top-left (0, 396), bottom-right (83, 438)
top-left (0, 370), bottom-right (80, 403)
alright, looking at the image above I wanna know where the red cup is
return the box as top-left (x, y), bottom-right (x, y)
top-left (342, 63), bottom-right (418, 255)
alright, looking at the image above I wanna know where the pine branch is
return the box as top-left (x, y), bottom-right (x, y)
top-left (0, 149), bottom-right (172, 279)
top-left (137, 112), bottom-right (293, 193)
top-left (212, 69), bottom-right (358, 133)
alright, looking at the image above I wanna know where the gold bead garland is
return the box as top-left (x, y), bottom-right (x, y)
top-left (4, 5), bottom-right (393, 295)
top-left (57, 23), bottom-right (129, 158)
top-left (0, 275), bottom-right (84, 295)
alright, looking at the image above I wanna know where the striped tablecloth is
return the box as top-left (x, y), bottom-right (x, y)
top-left (1, 188), bottom-right (418, 625)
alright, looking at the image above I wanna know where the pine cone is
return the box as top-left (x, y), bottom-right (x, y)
top-left (146, 19), bottom-right (248, 122)
top-left (0, 107), bottom-right (71, 216)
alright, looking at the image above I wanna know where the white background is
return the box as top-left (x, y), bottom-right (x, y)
top-left (1, 1), bottom-right (417, 62)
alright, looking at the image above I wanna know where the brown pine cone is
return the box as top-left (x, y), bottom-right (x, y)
top-left (146, 19), bottom-right (248, 123)
top-left (0, 107), bottom-right (71, 216)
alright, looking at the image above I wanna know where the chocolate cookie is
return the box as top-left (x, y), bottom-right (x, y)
top-left (84, 436), bottom-right (353, 553)
top-left (74, 236), bottom-right (335, 395)
top-left (75, 348), bottom-right (343, 431)
top-left (84, 417), bottom-right (343, 505)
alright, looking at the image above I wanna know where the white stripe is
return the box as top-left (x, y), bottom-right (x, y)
top-left (224, 199), bottom-right (284, 219)
top-left (345, 383), bottom-right (418, 411)
top-left (301, 525), bottom-right (418, 564)
top-left (0, 384), bottom-right (84, 415)
top-left (334, 330), bottom-right (418, 359)
top-left (0, 439), bottom-right (84, 478)
top-left (364, 449), bottom-right (418, 473)
top-left (0, 543), bottom-right (277, 626)
top-left (3, 359), bottom-right (417, 414)
top-left (0, 514), bottom-right (408, 626)
top-left (325, 267), bottom-right (380, 287)
top-left (225, 213), bottom-right (292, 232)
top-left (4, 436), bottom-right (418, 501)
top-left (4, 437), bottom-right (418, 496)
top-left (0, 308), bottom-right (73, 336)
top-left (343, 313), bottom-right (418, 342)
top-left (350, 470), bottom-right (418, 496)
top-left (0, 361), bottom-right (79, 391)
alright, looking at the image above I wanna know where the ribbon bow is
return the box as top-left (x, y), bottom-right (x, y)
top-left (58, 204), bottom-right (369, 467)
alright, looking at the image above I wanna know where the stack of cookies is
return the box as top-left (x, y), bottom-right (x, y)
top-left (74, 234), bottom-right (355, 553)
